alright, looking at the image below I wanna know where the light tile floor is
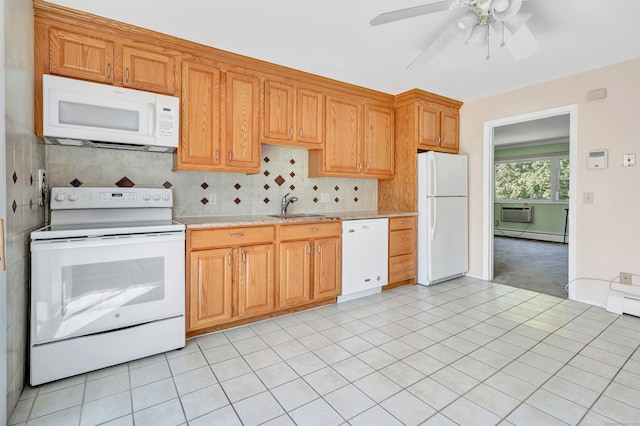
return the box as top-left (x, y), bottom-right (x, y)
top-left (11, 276), bottom-right (640, 425)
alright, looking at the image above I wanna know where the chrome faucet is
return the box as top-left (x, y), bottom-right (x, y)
top-left (281, 193), bottom-right (298, 215)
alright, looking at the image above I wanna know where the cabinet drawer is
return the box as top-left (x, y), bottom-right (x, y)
top-left (389, 229), bottom-right (415, 257)
top-left (389, 253), bottom-right (416, 283)
top-left (389, 216), bottom-right (416, 231)
top-left (279, 221), bottom-right (341, 241)
top-left (190, 226), bottom-right (275, 250)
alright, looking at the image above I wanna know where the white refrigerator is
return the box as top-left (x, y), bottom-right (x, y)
top-left (417, 151), bottom-right (468, 285)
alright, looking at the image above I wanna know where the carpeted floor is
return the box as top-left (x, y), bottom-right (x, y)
top-left (493, 236), bottom-right (568, 298)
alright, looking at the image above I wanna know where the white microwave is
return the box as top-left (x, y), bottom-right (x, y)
top-left (42, 74), bottom-right (180, 153)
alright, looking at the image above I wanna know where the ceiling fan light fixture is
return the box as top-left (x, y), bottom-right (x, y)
top-left (449, 10), bottom-right (478, 39)
top-left (467, 23), bottom-right (488, 47)
top-left (492, 0), bottom-right (510, 13)
top-left (492, 0), bottom-right (522, 21)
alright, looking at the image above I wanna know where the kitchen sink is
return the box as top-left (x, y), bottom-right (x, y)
top-left (268, 213), bottom-right (326, 219)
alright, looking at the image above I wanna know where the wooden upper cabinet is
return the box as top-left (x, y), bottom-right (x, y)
top-left (177, 64), bottom-right (261, 173)
top-left (363, 104), bottom-right (394, 178)
top-left (417, 102), bottom-right (459, 153)
top-left (296, 88), bottom-right (323, 145)
top-left (263, 80), bottom-right (294, 142)
top-left (48, 28), bottom-right (114, 83)
top-left (309, 95), bottom-right (394, 179)
top-left (178, 61), bottom-right (222, 169)
top-left (322, 94), bottom-right (362, 174)
top-left (122, 46), bottom-right (176, 95)
top-left (47, 27), bottom-right (177, 96)
top-left (225, 71), bottom-right (261, 172)
top-left (262, 79), bottom-right (323, 147)
top-left (440, 111), bottom-right (459, 152)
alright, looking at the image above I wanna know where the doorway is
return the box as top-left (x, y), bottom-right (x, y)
top-left (482, 105), bottom-right (578, 300)
top-left (492, 115), bottom-right (570, 297)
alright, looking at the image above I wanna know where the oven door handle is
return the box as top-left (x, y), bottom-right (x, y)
top-left (31, 232), bottom-right (185, 251)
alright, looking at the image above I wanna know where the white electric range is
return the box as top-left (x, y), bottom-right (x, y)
top-left (30, 187), bottom-right (186, 385)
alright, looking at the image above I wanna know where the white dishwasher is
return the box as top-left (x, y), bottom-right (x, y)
top-left (338, 218), bottom-right (389, 302)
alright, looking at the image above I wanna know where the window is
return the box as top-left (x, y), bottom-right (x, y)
top-left (495, 155), bottom-right (569, 202)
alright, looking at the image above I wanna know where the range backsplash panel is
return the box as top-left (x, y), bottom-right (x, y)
top-left (45, 145), bottom-right (378, 217)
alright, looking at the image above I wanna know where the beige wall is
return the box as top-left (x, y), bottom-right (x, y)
top-left (460, 58), bottom-right (640, 306)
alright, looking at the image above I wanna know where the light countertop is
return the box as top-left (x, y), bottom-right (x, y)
top-left (176, 211), bottom-right (417, 229)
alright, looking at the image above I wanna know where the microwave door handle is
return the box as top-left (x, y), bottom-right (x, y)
top-left (149, 104), bottom-right (155, 136)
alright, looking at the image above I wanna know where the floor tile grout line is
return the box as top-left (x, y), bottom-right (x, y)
top-left (572, 332), bottom-right (640, 425)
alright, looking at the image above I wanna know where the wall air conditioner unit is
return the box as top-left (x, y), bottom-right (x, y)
top-left (500, 206), bottom-right (533, 223)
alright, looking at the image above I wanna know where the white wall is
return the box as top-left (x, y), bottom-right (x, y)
top-left (460, 58), bottom-right (640, 306)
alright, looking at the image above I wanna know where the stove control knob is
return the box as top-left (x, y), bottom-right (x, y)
top-left (162, 193), bottom-right (170, 201)
top-left (153, 193), bottom-right (161, 201)
top-left (68, 194), bottom-right (78, 201)
top-left (54, 193), bottom-right (66, 202)
top-left (143, 193), bottom-right (151, 201)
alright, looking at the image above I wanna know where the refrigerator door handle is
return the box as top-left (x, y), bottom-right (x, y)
top-left (429, 155), bottom-right (437, 196)
top-left (430, 198), bottom-right (437, 241)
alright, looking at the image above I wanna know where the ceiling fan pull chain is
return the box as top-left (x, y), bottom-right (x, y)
top-left (486, 23), bottom-right (491, 60)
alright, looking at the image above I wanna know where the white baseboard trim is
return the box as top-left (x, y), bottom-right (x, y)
top-left (494, 229), bottom-right (566, 243)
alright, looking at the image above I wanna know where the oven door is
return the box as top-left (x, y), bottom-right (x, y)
top-left (31, 231), bottom-right (185, 345)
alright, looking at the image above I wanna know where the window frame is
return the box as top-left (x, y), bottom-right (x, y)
top-left (495, 153), bottom-right (570, 204)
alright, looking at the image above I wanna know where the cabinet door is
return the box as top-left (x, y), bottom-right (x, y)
top-left (48, 28), bottom-right (114, 83)
top-left (324, 95), bottom-right (362, 174)
top-left (189, 249), bottom-right (233, 331)
top-left (279, 240), bottom-right (312, 308)
top-left (263, 80), bottom-right (294, 142)
top-left (225, 71), bottom-right (261, 171)
top-left (417, 103), bottom-right (440, 149)
top-left (237, 244), bottom-right (275, 317)
top-left (363, 104), bottom-right (394, 178)
top-left (296, 88), bottom-right (323, 145)
top-left (122, 46), bottom-right (176, 95)
top-left (313, 237), bottom-right (341, 300)
top-left (179, 61), bottom-right (222, 168)
top-left (440, 111), bottom-right (459, 153)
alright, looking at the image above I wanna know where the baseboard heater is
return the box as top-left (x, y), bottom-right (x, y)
top-left (500, 206), bottom-right (533, 223)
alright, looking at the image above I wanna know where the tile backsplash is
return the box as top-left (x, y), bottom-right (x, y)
top-left (45, 144), bottom-right (378, 217)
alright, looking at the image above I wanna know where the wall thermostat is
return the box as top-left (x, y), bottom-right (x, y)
top-left (588, 150), bottom-right (608, 169)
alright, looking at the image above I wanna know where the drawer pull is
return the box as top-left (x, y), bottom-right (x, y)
top-left (399, 221), bottom-right (407, 224)
top-left (308, 227), bottom-right (319, 232)
top-left (399, 263), bottom-right (408, 267)
top-left (400, 238), bottom-right (409, 242)
top-left (230, 233), bottom-right (245, 238)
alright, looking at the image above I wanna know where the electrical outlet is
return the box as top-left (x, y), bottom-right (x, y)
top-left (208, 193), bottom-right (217, 205)
top-left (37, 169), bottom-right (47, 207)
top-left (620, 272), bottom-right (632, 285)
top-left (583, 192), bottom-right (594, 204)
top-left (320, 193), bottom-right (330, 203)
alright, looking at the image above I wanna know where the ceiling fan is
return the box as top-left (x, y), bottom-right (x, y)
top-left (370, 0), bottom-right (541, 69)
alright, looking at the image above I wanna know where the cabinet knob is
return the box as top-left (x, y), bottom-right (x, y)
top-left (107, 64), bottom-right (111, 80)
top-left (289, 127), bottom-right (293, 136)
top-left (299, 128), bottom-right (303, 138)
top-left (125, 68), bottom-right (129, 83)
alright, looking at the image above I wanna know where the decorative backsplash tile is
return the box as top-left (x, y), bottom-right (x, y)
top-left (45, 145), bottom-right (378, 217)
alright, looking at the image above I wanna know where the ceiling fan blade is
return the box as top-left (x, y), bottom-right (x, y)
top-left (493, 21), bottom-right (541, 60)
top-left (370, 0), bottom-right (471, 26)
top-left (406, 28), bottom-right (455, 70)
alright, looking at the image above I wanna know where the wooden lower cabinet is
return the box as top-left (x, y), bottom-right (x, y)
top-left (187, 226), bottom-right (275, 334)
top-left (237, 244), bottom-right (275, 317)
top-left (386, 216), bottom-right (417, 288)
top-left (278, 222), bottom-right (342, 309)
top-left (187, 222), bottom-right (341, 336)
top-left (189, 248), bottom-right (233, 330)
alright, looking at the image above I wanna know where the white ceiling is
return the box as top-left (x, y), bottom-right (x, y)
top-left (46, 0), bottom-right (640, 101)
top-left (494, 114), bottom-right (569, 146)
